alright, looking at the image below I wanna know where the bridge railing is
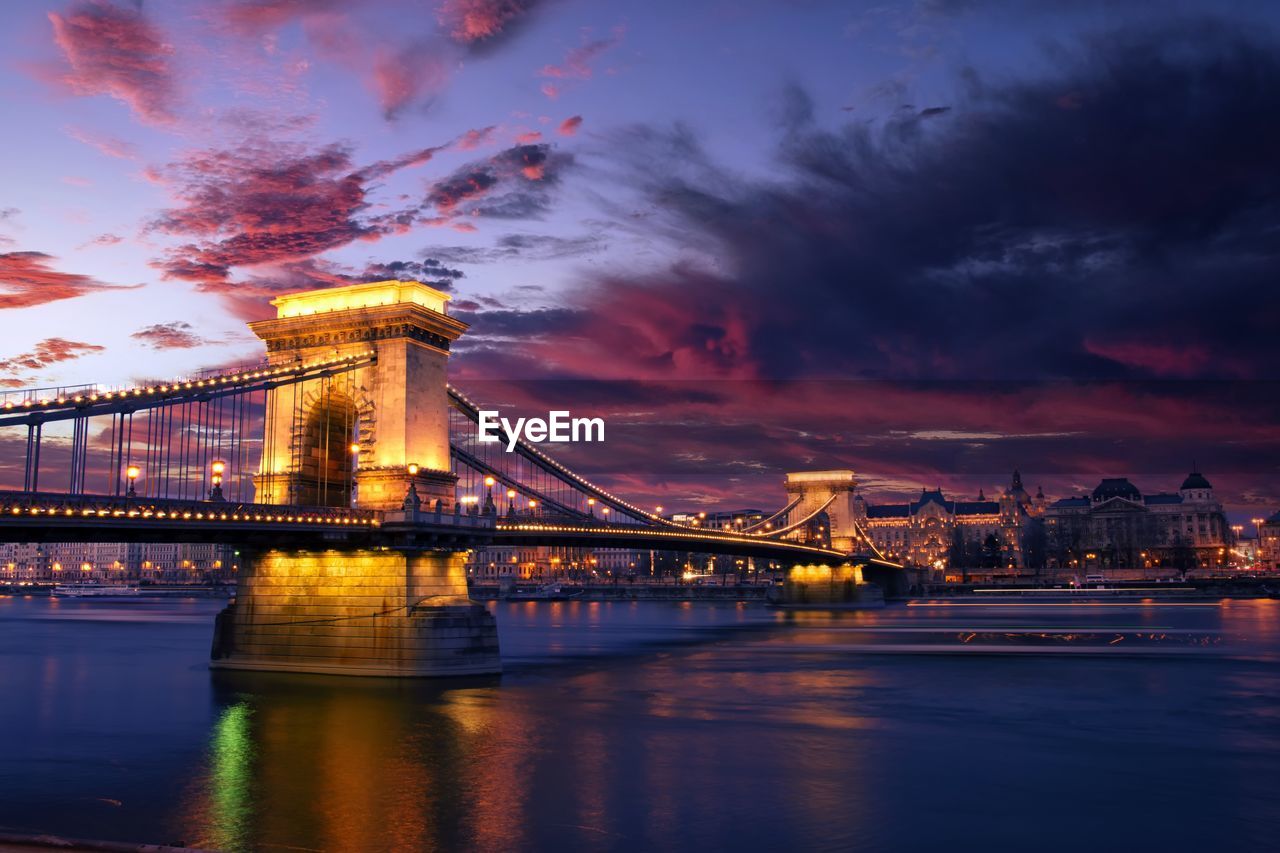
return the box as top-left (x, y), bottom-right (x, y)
top-left (0, 490), bottom-right (379, 528)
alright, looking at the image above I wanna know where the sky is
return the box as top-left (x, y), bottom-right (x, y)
top-left (1, 0), bottom-right (1278, 518)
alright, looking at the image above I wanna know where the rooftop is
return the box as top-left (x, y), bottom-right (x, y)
top-left (271, 279), bottom-right (451, 319)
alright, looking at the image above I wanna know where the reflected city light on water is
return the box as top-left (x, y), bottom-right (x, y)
top-left (207, 702), bottom-right (253, 852)
top-left (1, 597), bottom-right (1279, 852)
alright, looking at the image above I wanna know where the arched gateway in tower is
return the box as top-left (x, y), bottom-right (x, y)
top-left (209, 280), bottom-right (501, 678)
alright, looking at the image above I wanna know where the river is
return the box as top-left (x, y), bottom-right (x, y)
top-left (0, 595), bottom-right (1277, 852)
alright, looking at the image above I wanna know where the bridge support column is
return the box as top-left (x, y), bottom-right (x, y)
top-left (772, 563), bottom-right (885, 608)
top-left (211, 548), bottom-right (500, 677)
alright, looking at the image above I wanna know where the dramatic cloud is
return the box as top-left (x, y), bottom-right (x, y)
top-left (130, 321), bottom-right (205, 349)
top-left (0, 338), bottom-right (105, 387)
top-left (150, 143), bottom-right (373, 283)
top-left (446, 23), bottom-right (1280, 509)
top-left (204, 255), bottom-right (465, 320)
top-left (0, 251), bottom-right (133, 309)
top-left (47, 1), bottom-right (178, 124)
top-left (437, 0), bottom-right (541, 47)
top-left (423, 143), bottom-right (571, 222)
top-left (469, 23), bottom-right (1280, 385)
top-left (362, 258), bottom-right (464, 290)
top-left (148, 136), bottom-right (461, 286)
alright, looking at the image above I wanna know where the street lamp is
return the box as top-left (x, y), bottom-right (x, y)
top-left (209, 459), bottom-right (226, 502)
top-left (403, 463), bottom-right (421, 511)
top-left (125, 465), bottom-right (140, 498)
top-left (483, 476), bottom-right (496, 514)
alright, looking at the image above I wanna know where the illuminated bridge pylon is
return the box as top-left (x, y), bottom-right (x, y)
top-left (0, 279), bottom-right (878, 677)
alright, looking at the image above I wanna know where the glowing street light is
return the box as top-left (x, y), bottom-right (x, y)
top-left (209, 459), bottom-right (227, 501)
top-left (403, 463), bottom-right (421, 511)
top-left (125, 464), bottom-right (140, 498)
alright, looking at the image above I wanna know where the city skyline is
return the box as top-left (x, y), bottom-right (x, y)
top-left (2, 0), bottom-right (1278, 518)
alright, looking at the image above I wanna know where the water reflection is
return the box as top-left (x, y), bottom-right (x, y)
top-left (2, 597), bottom-right (1279, 852)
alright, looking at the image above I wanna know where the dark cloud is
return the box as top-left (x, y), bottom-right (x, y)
top-left (452, 306), bottom-right (581, 338)
top-left (0, 251), bottom-right (135, 310)
top-left (446, 22), bottom-right (1280, 511)
top-left (47, 1), bottom-right (178, 124)
top-left (423, 143), bottom-right (572, 223)
top-left (497, 22), bottom-right (1280, 384)
top-left (0, 338), bottom-right (105, 387)
top-left (130, 322), bottom-right (205, 350)
top-left (424, 232), bottom-right (601, 264)
top-left (363, 258), bottom-right (464, 290)
top-left (208, 256), bottom-right (464, 321)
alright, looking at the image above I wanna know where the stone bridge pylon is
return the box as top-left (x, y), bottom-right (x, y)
top-left (210, 280), bottom-right (501, 678)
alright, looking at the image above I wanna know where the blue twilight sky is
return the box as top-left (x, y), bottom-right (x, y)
top-left (2, 0), bottom-right (1279, 512)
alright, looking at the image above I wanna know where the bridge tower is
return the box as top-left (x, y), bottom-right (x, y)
top-left (210, 280), bottom-right (500, 678)
top-left (251, 279), bottom-right (464, 511)
top-left (785, 470), bottom-right (860, 552)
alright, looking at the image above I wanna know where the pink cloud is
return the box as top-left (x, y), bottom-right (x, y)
top-left (437, 0), bottom-right (541, 46)
top-left (0, 338), bottom-right (106, 388)
top-left (64, 125), bottom-right (138, 159)
top-left (371, 43), bottom-right (451, 120)
top-left (457, 126), bottom-right (497, 150)
top-left (130, 321), bottom-right (206, 350)
top-left (538, 26), bottom-right (624, 80)
top-left (147, 137), bottom-right (451, 299)
top-left (47, 1), bottom-right (179, 124)
top-left (0, 251), bottom-right (135, 310)
top-left (557, 115), bottom-right (583, 136)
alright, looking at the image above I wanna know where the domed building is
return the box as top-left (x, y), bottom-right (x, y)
top-left (1043, 470), bottom-right (1230, 573)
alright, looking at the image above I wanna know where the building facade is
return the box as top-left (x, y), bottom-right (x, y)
top-left (1, 541), bottom-right (239, 583)
top-left (851, 472), bottom-right (1042, 570)
top-left (1259, 511), bottom-right (1280, 571)
top-left (1043, 471), bottom-right (1230, 573)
